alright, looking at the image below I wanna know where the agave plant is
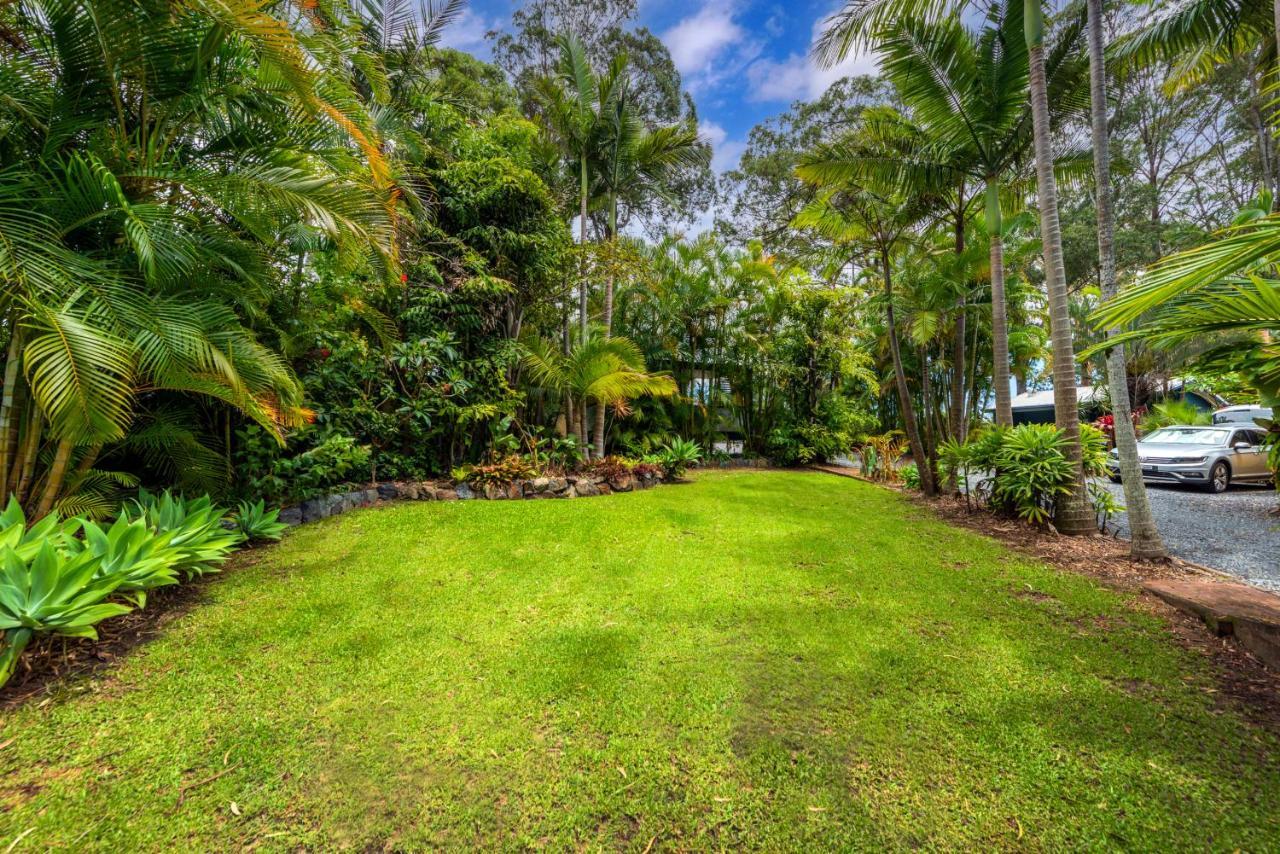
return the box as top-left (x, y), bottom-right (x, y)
top-left (0, 497), bottom-right (80, 561)
top-left (0, 542), bottom-right (134, 686)
top-left (233, 500), bottom-right (288, 544)
top-left (68, 517), bottom-right (183, 607)
top-left (124, 492), bottom-right (240, 578)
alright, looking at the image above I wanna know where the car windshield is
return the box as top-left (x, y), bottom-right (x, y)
top-left (1143, 427), bottom-right (1229, 445)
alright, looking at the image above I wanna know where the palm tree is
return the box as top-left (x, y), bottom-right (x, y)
top-left (1024, 0), bottom-right (1096, 534)
top-left (589, 64), bottom-right (707, 456)
top-left (1090, 217), bottom-right (1280, 395)
top-left (521, 334), bottom-right (679, 454)
top-left (816, 0), bottom-right (1096, 532)
top-left (796, 127), bottom-right (939, 496)
top-left (537, 35), bottom-right (628, 342)
top-left (1084, 0), bottom-right (1169, 559)
top-left (0, 0), bottom-right (392, 512)
top-left (872, 0), bottom-right (1088, 426)
top-left (597, 100), bottom-right (708, 334)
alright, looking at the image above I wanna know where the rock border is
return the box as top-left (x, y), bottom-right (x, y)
top-left (277, 469), bottom-right (666, 527)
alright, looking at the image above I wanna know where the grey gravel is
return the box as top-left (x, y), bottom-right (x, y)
top-left (1100, 480), bottom-right (1280, 591)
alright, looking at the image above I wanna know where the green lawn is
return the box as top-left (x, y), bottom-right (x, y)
top-left (0, 470), bottom-right (1276, 850)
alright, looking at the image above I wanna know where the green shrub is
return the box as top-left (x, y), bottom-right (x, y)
top-left (766, 393), bottom-right (873, 465)
top-left (965, 424), bottom-right (1113, 529)
top-left (124, 491), bottom-right (240, 578)
top-left (234, 500), bottom-right (288, 543)
top-left (900, 463), bottom-right (920, 490)
top-left (656, 439), bottom-right (702, 480)
top-left (71, 516), bottom-right (183, 607)
top-left (1140, 399), bottom-right (1211, 433)
top-left (990, 424), bottom-right (1075, 526)
top-left (240, 430), bottom-right (372, 505)
top-left (938, 437), bottom-right (972, 498)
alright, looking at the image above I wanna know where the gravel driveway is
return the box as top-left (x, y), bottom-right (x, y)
top-left (1100, 480), bottom-right (1279, 590)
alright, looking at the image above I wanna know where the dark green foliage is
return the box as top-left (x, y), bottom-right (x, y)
top-left (965, 424), bottom-right (1112, 528)
top-left (767, 393), bottom-right (875, 466)
top-left (238, 429), bottom-right (371, 506)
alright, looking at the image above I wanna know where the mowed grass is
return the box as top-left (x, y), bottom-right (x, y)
top-left (0, 470), bottom-right (1277, 850)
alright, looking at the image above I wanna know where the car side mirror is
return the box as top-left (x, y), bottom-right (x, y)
top-left (1232, 441), bottom-right (1251, 451)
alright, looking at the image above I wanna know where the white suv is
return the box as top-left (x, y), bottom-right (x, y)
top-left (1213, 404), bottom-right (1273, 425)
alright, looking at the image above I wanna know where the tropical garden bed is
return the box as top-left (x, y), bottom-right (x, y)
top-left (1, 471), bottom-right (1275, 850)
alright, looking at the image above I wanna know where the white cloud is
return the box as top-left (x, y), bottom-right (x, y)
top-left (663, 3), bottom-right (743, 74)
top-left (699, 120), bottom-right (747, 173)
top-left (661, 1), bottom-right (762, 93)
top-left (744, 12), bottom-right (879, 103)
top-left (437, 7), bottom-right (499, 56)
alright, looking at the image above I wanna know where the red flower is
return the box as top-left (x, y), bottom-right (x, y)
top-left (319, 347), bottom-right (331, 359)
top-left (400, 273), bottom-right (409, 283)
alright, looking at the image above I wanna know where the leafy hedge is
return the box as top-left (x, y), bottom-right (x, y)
top-left (906, 424), bottom-right (1118, 530)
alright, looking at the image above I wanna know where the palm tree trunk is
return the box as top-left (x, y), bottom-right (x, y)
top-left (882, 248), bottom-right (936, 496)
top-left (1026, 0), bottom-right (1095, 535)
top-left (578, 154), bottom-right (589, 343)
top-left (593, 409), bottom-right (607, 458)
top-left (1086, 0), bottom-right (1167, 558)
top-left (920, 345), bottom-right (939, 486)
top-left (0, 330), bottom-right (21, 501)
top-left (35, 437), bottom-right (73, 518)
top-left (577, 400), bottom-right (589, 460)
top-left (14, 408), bottom-right (41, 502)
top-left (987, 182), bottom-right (1013, 426)
top-left (949, 209), bottom-right (967, 441)
top-left (603, 196), bottom-right (617, 333)
top-left (593, 198), bottom-right (618, 459)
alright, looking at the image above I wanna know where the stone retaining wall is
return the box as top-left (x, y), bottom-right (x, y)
top-left (277, 469), bottom-right (666, 527)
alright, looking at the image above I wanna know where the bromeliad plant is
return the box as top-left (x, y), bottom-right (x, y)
top-left (653, 439), bottom-right (702, 480)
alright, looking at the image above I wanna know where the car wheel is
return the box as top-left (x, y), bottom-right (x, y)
top-left (1204, 461), bottom-right (1230, 493)
top-left (1109, 474), bottom-right (1122, 484)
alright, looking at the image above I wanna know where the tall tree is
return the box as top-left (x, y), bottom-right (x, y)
top-left (797, 124), bottom-right (939, 495)
top-left (1024, 0), bottom-right (1096, 534)
top-left (871, 0), bottom-right (1087, 425)
top-left (816, 0), bottom-right (1096, 532)
top-left (1085, 0), bottom-right (1169, 558)
top-left (537, 35), bottom-right (626, 345)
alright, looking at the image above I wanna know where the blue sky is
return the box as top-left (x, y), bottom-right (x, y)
top-left (439, 0), bottom-right (880, 177)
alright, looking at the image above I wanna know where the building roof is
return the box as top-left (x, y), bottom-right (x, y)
top-left (1006, 386), bottom-right (1103, 410)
